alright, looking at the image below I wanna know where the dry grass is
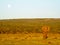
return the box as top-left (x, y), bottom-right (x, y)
top-left (0, 33), bottom-right (60, 45)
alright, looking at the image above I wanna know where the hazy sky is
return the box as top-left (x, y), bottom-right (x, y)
top-left (0, 0), bottom-right (60, 19)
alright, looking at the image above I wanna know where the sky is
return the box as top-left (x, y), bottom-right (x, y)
top-left (0, 0), bottom-right (60, 19)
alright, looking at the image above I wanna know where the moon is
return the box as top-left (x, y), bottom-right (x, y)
top-left (8, 4), bottom-right (11, 8)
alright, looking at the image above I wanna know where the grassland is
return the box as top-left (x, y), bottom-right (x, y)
top-left (0, 18), bottom-right (60, 45)
top-left (0, 18), bottom-right (60, 33)
top-left (0, 33), bottom-right (60, 45)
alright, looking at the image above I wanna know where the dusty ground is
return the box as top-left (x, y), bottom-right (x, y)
top-left (0, 33), bottom-right (60, 45)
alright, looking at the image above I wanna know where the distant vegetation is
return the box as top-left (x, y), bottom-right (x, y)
top-left (0, 18), bottom-right (60, 34)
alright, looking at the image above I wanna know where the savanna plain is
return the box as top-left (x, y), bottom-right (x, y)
top-left (0, 18), bottom-right (60, 45)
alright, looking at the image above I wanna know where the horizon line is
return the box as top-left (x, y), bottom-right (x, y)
top-left (0, 17), bottom-right (60, 20)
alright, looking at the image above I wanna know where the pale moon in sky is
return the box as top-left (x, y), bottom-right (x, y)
top-left (8, 4), bottom-right (11, 8)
